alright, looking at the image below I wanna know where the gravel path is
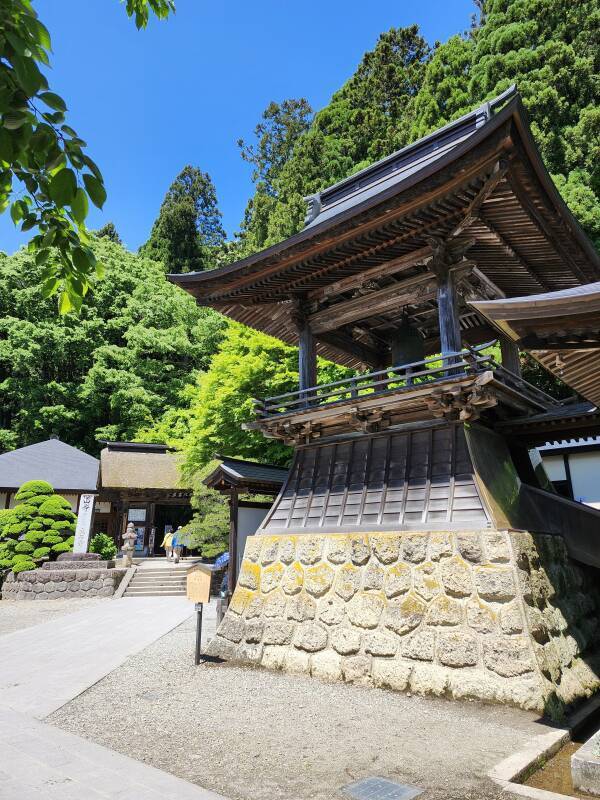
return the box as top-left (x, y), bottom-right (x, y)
top-left (49, 614), bottom-right (553, 800)
top-left (0, 597), bottom-right (107, 636)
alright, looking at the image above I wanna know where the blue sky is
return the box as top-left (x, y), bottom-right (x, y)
top-left (0, 0), bottom-right (475, 254)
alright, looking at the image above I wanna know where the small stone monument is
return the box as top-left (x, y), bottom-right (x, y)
top-left (122, 522), bottom-right (137, 568)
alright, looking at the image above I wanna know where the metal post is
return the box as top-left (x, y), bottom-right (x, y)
top-left (195, 602), bottom-right (203, 665)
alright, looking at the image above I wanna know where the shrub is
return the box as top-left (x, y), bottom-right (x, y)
top-left (89, 533), bottom-right (117, 561)
top-left (0, 481), bottom-right (76, 573)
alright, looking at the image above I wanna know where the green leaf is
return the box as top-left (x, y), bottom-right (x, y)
top-left (58, 290), bottom-right (73, 314)
top-left (41, 277), bottom-right (59, 297)
top-left (39, 92), bottom-right (67, 112)
top-left (0, 129), bottom-right (13, 163)
top-left (35, 248), bottom-right (50, 265)
top-left (10, 201), bottom-right (23, 225)
top-left (72, 246), bottom-right (91, 272)
top-left (71, 188), bottom-right (88, 224)
top-left (82, 155), bottom-right (103, 182)
top-left (49, 168), bottom-right (77, 206)
top-left (3, 112), bottom-right (29, 130)
top-left (83, 173), bottom-right (106, 209)
top-left (22, 15), bottom-right (52, 50)
top-left (12, 55), bottom-right (44, 96)
top-left (95, 260), bottom-right (105, 279)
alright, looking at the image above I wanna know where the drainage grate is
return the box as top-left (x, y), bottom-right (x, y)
top-left (342, 777), bottom-right (424, 800)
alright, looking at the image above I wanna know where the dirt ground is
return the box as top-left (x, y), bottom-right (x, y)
top-left (48, 612), bottom-right (557, 800)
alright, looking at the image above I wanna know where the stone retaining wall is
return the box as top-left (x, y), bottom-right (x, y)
top-left (2, 565), bottom-right (126, 600)
top-left (206, 530), bottom-right (600, 713)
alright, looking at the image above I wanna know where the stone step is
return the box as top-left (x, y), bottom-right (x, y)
top-left (129, 580), bottom-right (187, 588)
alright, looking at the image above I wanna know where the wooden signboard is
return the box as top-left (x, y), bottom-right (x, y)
top-left (187, 566), bottom-right (212, 603)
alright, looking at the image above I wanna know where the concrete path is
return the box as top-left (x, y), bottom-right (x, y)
top-left (0, 597), bottom-right (198, 718)
top-left (0, 707), bottom-right (224, 800)
top-left (0, 596), bottom-right (226, 799)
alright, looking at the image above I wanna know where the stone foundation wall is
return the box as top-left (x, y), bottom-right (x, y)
top-left (2, 565), bottom-right (126, 600)
top-left (206, 530), bottom-right (600, 713)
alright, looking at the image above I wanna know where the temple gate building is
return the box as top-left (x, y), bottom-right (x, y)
top-left (171, 87), bottom-right (600, 712)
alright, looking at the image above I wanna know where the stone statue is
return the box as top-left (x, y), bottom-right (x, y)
top-left (122, 522), bottom-right (137, 568)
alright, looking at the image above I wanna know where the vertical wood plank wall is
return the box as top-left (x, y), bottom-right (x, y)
top-left (261, 424), bottom-right (489, 534)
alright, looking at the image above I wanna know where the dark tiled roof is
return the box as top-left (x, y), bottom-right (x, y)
top-left (205, 456), bottom-right (288, 490)
top-left (0, 439), bottom-right (99, 492)
top-left (303, 86), bottom-right (516, 230)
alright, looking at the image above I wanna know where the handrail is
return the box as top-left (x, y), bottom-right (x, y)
top-left (253, 342), bottom-right (559, 420)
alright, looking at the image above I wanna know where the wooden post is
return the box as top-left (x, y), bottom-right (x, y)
top-left (436, 268), bottom-right (462, 366)
top-left (500, 335), bottom-right (521, 376)
top-left (292, 297), bottom-right (317, 405)
top-left (228, 489), bottom-right (239, 595)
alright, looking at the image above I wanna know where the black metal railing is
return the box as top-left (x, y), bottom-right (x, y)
top-left (252, 342), bottom-right (559, 419)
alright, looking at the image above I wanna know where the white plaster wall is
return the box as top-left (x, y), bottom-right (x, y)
top-left (569, 452), bottom-right (600, 509)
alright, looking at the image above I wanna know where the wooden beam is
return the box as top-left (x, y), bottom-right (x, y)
top-left (318, 330), bottom-right (384, 368)
top-left (450, 159), bottom-right (509, 239)
top-left (479, 212), bottom-right (550, 291)
top-left (308, 246), bottom-right (432, 301)
top-left (508, 172), bottom-right (590, 284)
top-left (309, 271), bottom-right (438, 335)
top-left (292, 298), bottom-right (317, 393)
top-left (500, 335), bottom-right (521, 376)
top-left (437, 268), bottom-right (462, 356)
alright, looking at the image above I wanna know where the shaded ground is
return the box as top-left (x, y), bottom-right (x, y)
top-left (0, 597), bottom-right (106, 636)
top-left (50, 615), bottom-right (556, 800)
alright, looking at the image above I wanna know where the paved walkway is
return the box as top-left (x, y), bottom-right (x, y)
top-left (0, 597), bottom-right (225, 800)
top-left (0, 597), bottom-right (199, 718)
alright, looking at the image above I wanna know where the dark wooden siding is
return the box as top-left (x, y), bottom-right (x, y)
top-left (261, 424), bottom-right (489, 534)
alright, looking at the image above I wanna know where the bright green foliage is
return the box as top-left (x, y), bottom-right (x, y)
top-left (0, 237), bottom-right (227, 451)
top-left (0, 0), bottom-right (174, 312)
top-left (0, 479), bottom-right (76, 572)
top-left (89, 532), bottom-right (117, 561)
top-left (141, 166), bottom-right (226, 273)
top-left (147, 324), bottom-right (352, 475)
top-left (179, 460), bottom-right (229, 558)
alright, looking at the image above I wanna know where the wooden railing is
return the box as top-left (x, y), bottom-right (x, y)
top-left (252, 343), bottom-right (559, 419)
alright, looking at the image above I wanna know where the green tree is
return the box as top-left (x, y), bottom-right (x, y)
top-left (144, 323), bottom-right (352, 475)
top-left (0, 237), bottom-right (226, 452)
top-left (179, 460), bottom-right (229, 558)
top-left (239, 27), bottom-right (431, 251)
top-left (142, 165), bottom-right (226, 273)
top-left (96, 222), bottom-right (122, 245)
top-left (0, 0), bottom-right (174, 311)
top-left (0, 479), bottom-right (76, 573)
top-left (469, 0), bottom-right (600, 243)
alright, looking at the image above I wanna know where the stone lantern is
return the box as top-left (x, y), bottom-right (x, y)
top-left (122, 522), bottom-right (137, 568)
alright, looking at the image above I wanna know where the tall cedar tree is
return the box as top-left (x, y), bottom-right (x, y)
top-left (142, 166), bottom-right (226, 273)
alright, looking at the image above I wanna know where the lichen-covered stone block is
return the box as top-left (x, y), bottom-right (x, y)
top-left (484, 636), bottom-right (535, 677)
top-left (440, 555), bottom-right (473, 598)
top-left (261, 562), bottom-right (284, 593)
top-left (326, 536), bottom-right (348, 564)
top-left (263, 620), bottom-right (294, 646)
top-left (384, 562), bottom-right (411, 598)
top-left (426, 595), bottom-right (462, 627)
top-left (363, 562), bottom-right (384, 591)
top-left (293, 623), bottom-right (328, 652)
top-left (371, 534), bottom-right (400, 564)
top-left (437, 631), bottom-right (478, 667)
top-left (286, 593), bottom-right (316, 622)
top-left (335, 563), bottom-right (361, 601)
top-left (413, 561), bottom-right (440, 601)
top-left (331, 626), bottom-right (361, 655)
top-left (384, 592), bottom-right (426, 635)
top-left (260, 537), bottom-right (280, 565)
top-left (238, 561), bottom-right (261, 591)
top-left (402, 534), bottom-right (428, 563)
top-left (297, 536), bottom-right (323, 565)
top-left (281, 562), bottom-right (303, 595)
top-left (347, 592), bottom-right (385, 629)
top-left (349, 535), bottom-right (370, 565)
top-left (456, 532), bottom-right (482, 563)
top-left (401, 630), bottom-right (435, 662)
top-left (304, 563), bottom-right (334, 597)
top-left (317, 596), bottom-right (346, 626)
top-left (364, 631), bottom-right (397, 657)
top-left (474, 565), bottom-right (516, 602)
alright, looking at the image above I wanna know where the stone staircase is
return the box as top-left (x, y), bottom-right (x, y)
top-left (124, 558), bottom-right (199, 598)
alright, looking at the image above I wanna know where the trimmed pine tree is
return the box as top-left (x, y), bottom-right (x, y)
top-left (0, 480), bottom-right (76, 573)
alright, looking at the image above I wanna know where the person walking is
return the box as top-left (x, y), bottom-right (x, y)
top-left (161, 528), bottom-right (174, 562)
top-left (172, 526), bottom-right (184, 564)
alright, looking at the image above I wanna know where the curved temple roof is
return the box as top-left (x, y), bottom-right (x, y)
top-left (472, 283), bottom-right (600, 407)
top-left (170, 88), bottom-right (600, 369)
